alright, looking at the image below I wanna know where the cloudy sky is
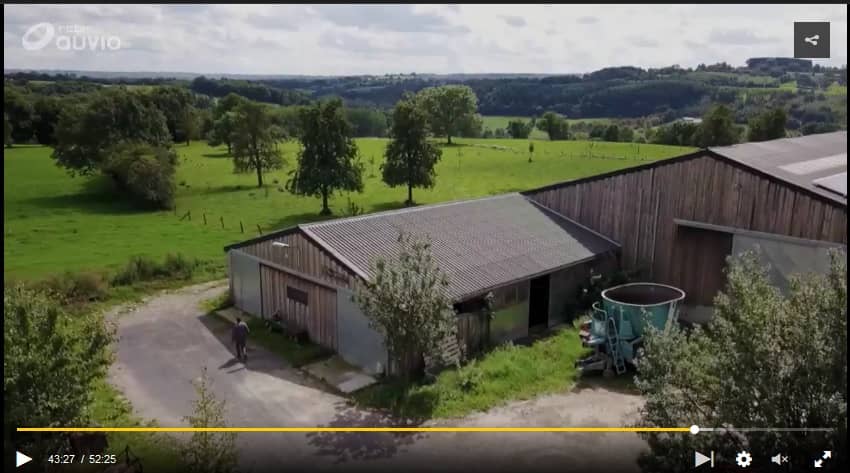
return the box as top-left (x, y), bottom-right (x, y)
top-left (4, 4), bottom-right (847, 75)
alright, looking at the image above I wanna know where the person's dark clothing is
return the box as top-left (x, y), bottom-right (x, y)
top-left (231, 321), bottom-right (249, 360)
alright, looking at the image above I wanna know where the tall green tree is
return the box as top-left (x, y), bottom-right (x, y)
top-left (180, 367), bottom-right (238, 473)
top-left (747, 108), bottom-right (787, 142)
top-left (698, 104), bottom-right (739, 147)
top-left (416, 85), bottom-right (478, 144)
top-left (4, 285), bottom-right (112, 461)
top-left (149, 85), bottom-right (195, 142)
top-left (355, 233), bottom-right (456, 378)
top-left (208, 111), bottom-right (238, 154)
top-left (537, 111), bottom-right (570, 140)
top-left (603, 124), bottom-right (620, 142)
top-left (178, 106), bottom-right (200, 146)
top-left (636, 251), bottom-right (847, 472)
top-left (52, 88), bottom-right (171, 175)
top-left (3, 85), bottom-right (35, 145)
top-left (382, 94), bottom-right (442, 205)
top-left (4, 114), bottom-right (11, 148)
top-left (506, 119), bottom-right (533, 139)
top-left (288, 99), bottom-right (364, 215)
top-left (231, 101), bottom-right (284, 187)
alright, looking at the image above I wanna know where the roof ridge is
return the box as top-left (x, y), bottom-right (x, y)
top-left (301, 192), bottom-right (521, 228)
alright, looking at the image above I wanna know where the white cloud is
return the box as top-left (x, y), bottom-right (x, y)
top-left (3, 4), bottom-right (847, 75)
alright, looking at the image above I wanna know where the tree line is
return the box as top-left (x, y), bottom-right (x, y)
top-left (5, 81), bottom-right (481, 215)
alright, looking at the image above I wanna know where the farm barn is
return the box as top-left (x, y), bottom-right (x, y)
top-left (224, 193), bottom-right (620, 374)
top-left (525, 131), bottom-right (847, 320)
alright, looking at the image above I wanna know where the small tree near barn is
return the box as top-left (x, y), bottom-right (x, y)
top-left (635, 250), bottom-right (847, 472)
top-left (181, 367), bottom-right (238, 473)
top-left (355, 233), bottom-right (456, 378)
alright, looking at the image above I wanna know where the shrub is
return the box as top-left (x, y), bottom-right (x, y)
top-left (112, 253), bottom-right (199, 286)
top-left (38, 271), bottom-right (109, 303)
top-left (103, 143), bottom-right (178, 210)
top-left (161, 253), bottom-right (199, 279)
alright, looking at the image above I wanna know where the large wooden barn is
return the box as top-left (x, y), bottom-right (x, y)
top-left (524, 131), bottom-right (847, 315)
top-left (226, 131), bottom-right (846, 373)
top-left (225, 193), bottom-right (619, 374)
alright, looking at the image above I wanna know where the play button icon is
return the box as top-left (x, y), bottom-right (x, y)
top-left (16, 451), bottom-right (33, 468)
top-left (695, 451), bottom-right (714, 468)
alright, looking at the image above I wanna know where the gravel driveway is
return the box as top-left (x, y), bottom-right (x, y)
top-left (108, 282), bottom-right (648, 473)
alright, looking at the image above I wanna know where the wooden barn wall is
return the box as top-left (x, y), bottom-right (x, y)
top-left (526, 155), bottom-right (848, 288)
top-left (260, 264), bottom-right (338, 350)
top-left (240, 231), bottom-right (357, 290)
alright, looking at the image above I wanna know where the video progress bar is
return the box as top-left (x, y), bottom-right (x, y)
top-left (18, 427), bottom-right (690, 433)
top-left (699, 427), bottom-right (835, 433)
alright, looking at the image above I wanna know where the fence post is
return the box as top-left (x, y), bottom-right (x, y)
top-left (203, 213), bottom-right (207, 225)
top-left (220, 216), bottom-right (225, 229)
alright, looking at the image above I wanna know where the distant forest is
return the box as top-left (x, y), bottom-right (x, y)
top-left (6, 58), bottom-right (846, 120)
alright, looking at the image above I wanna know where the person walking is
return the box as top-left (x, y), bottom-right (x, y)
top-left (231, 317), bottom-right (250, 362)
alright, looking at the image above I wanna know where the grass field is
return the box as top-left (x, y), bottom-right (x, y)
top-left (4, 139), bottom-right (691, 279)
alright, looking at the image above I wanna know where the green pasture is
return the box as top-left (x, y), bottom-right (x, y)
top-left (4, 139), bottom-right (691, 279)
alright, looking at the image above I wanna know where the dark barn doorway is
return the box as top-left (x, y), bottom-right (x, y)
top-left (528, 274), bottom-right (550, 329)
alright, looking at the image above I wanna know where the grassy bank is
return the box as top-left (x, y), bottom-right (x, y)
top-left (354, 328), bottom-right (589, 419)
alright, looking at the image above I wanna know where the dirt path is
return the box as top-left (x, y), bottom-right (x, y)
top-left (108, 282), bottom-right (647, 472)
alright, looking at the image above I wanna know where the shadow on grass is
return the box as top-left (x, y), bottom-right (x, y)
top-left (18, 177), bottom-right (156, 215)
top-left (196, 313), bottom-right (334, 392)
top-left (368, 201), bottom-right (411, 213)
top-left (263, 212), bottom-right (335, 232)
top-left (202, 152), bottom-right (231, 159)
top-left (352, 378), bottom-right (439, 423)
top-left (306, 399), bottom-right (433, 463)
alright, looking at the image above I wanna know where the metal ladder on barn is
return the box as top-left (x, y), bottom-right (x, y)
top-left (606, 316), bottom-right (627, 375)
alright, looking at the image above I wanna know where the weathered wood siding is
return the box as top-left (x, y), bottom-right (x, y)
top-left (527, 155), bottom-right (847, 294)
top-left (241, 231), bottom-right (357, 290)
top-left (260, 264), bottom-right (338, 350)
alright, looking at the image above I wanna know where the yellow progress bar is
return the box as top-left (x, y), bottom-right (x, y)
top-left (18, 427), bottom-right (689, 433)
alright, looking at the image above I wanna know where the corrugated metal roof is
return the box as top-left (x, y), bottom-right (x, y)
top-left (300, 193), bottom-right (618, 301)
top-left (710, 131), bottom-right (847, 205)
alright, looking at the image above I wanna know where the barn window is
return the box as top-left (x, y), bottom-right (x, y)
top-left (287, 286), bottom-right (309, 305)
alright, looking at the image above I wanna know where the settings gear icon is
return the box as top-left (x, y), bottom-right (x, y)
top-left (735, 451), bottom-right (753, 468)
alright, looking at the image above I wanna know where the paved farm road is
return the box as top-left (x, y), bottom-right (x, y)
top-left (109, 282), bottom-right (647, 473)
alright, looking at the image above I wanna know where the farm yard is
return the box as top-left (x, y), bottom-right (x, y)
top-left (3, 139), bottom-right (690, 280)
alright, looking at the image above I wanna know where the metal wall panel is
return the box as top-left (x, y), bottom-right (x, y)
top-left (732, 235), bottom-right (844, 293)
top-left (229, 250), bottom-right (262, 317)
top-left (336, 288), bottom-right (387, 375)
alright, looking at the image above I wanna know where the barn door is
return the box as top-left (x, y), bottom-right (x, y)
top-left (672, 225), bottom-right (733, 306)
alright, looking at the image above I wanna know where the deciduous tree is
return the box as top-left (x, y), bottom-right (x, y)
top-left (506, 119), bottom-right (533, 139)
top-left (4, 285), bottom-right (112, 460)
top-left (416, 85), bottom-right (478, 144)
top-left (382, 95), bottom-right (442, 205)
top-left (537, 111), bottom-right (570, 140)
top-left (747, 108), bottom-right (787, 142)
top-left (288, 99), bottom-right (364, 215)
top-left (355, 233), bottom-right (457, 378)
top-left (180, 367), bottom-right (238, 473)
top-left (231, 101), bottom-right (284, 187)
top-left (698, 104), bottom-right (739, 146)
top-left (636, 251), bottom-right (847, 472)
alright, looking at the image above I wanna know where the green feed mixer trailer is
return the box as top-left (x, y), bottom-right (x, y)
top-left (577, 283), bottom-right (685, 376)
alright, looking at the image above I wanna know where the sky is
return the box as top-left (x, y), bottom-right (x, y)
top-left (3, 4), bottom-right (848, 75)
